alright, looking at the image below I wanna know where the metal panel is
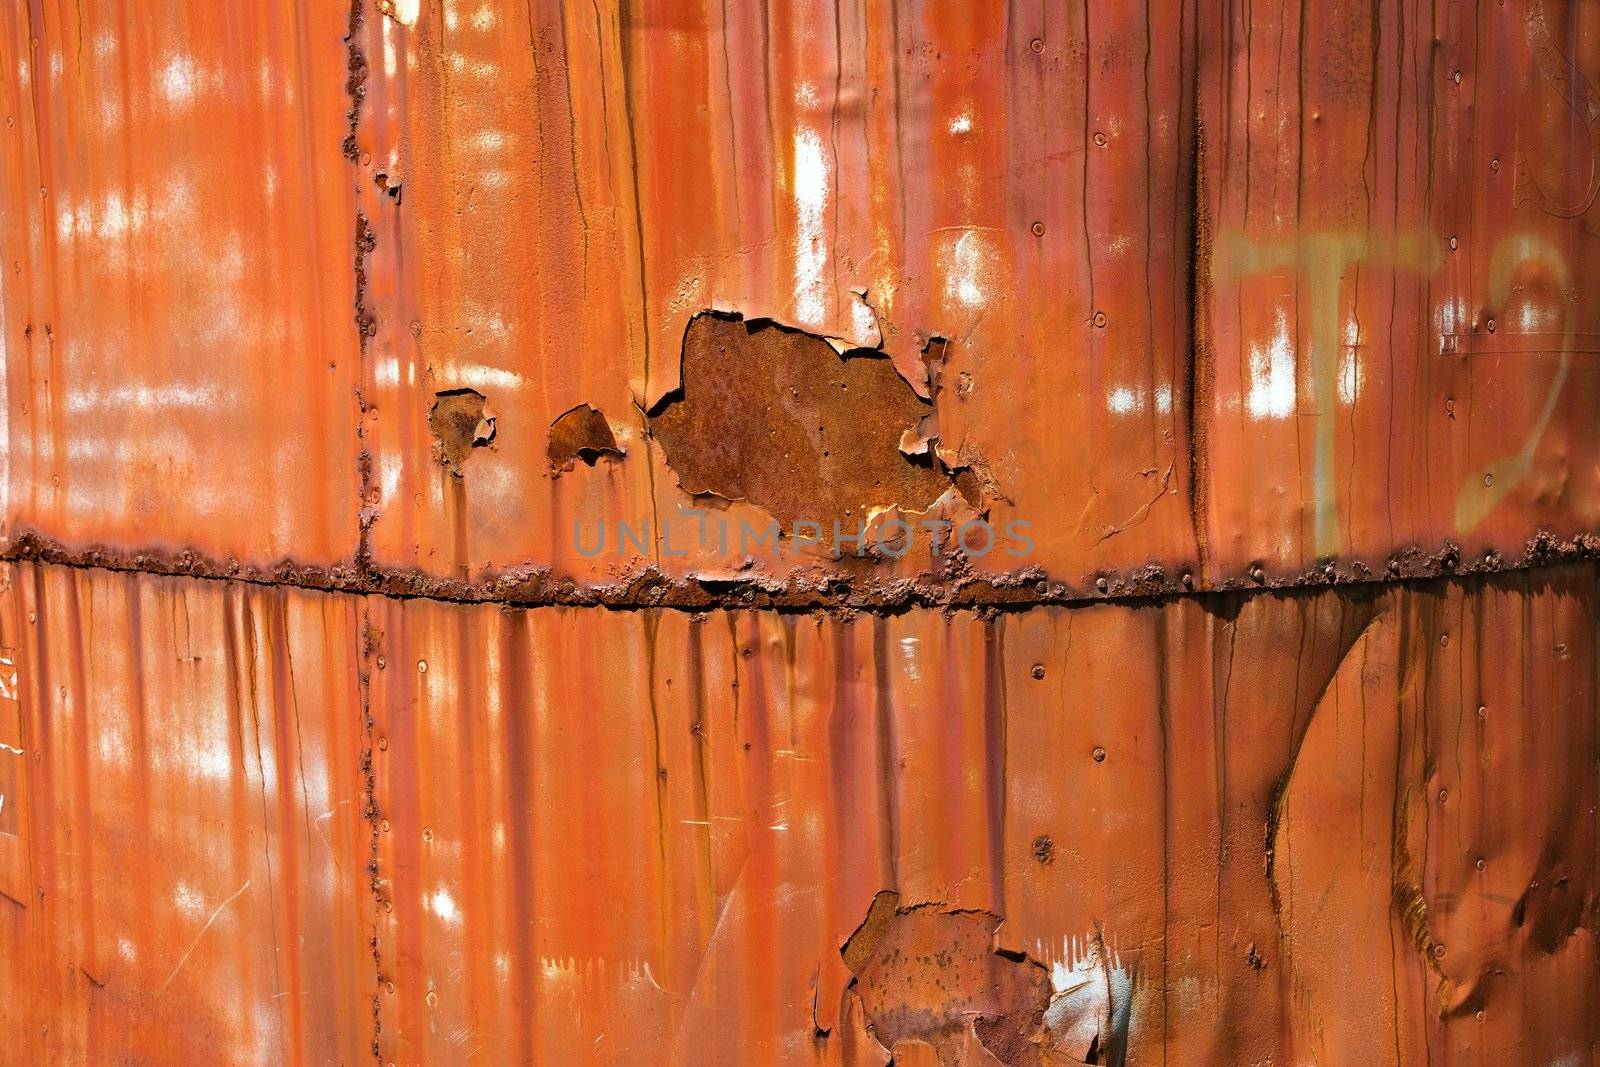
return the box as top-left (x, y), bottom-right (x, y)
top-left (2, 559), bottom-right (1594, 1063)
top-left (2, 1), bottom-right (1599, 1064)
top-left (0, 563), bottom-right (373, 1065)
top-left (348, 0), bottom-right (1600, 595)
top-left (0, 2), bottom-right (361, 570)
top-left (2, 2), bottom-right (1598, 599)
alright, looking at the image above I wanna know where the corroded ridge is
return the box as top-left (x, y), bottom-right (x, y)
top-left (4, 528), bottom-right (1599, 615)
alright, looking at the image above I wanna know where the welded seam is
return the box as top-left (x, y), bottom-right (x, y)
top-left (342, 0), bottom-right (385, 1061)
top-left (4, 529), bottom-right (1599, 616)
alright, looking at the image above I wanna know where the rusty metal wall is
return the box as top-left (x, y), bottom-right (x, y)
top-left (0, 562), bottom-right (1596, 1063)
top-left (3, 1), bottom-right (1600, 599)
top-left (1, 0), bottom-right (1599, 1064)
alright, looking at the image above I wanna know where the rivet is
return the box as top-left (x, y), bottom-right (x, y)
top-left (426, 990), bottom-right (438, 1007)
top-left (1181, 571), bottom-right (1194, 589)
top-left (27, 611), bottom-right (35, 624)
top-left (1323, 562), bottom-right (1336, 578)
top-left (1477, 704), bottom-right (1487, 719)
top-left (1476, 857), bottom-right (1487, 870)
top-left (1031, 664), bottom-right (1046, 680)
top-left (422, 827), bottom-right (433, 842)
top-left (1440, 634), bottom-right (1449, 647)
top-left (1484, 473), bottom-right (1494, 487)
top-left (1438, 789), bottom-right (1448, 804)
top-left (1095, 576), bottom-right (1109, 593)
top-left (380, 819), bottom-right (390, 832)
top-left (1031, 220), bottom-right (1046, 237)
top-left (1092, 310), bottom-right (1107, 328)
top-left (378, 736), bottom-right (388, 751)
top-left (1475, 1010), bottom-right (1485, 1023)
top-left (1433, 943), bottom-right (1446, 958)
top-left (1036, 580), bottom-right (1049, 594)
top-left (1250, 564), bottom-right (1265, 583)
top-left (1029, 37), bottom-right (1044, 53)
top-left (1490, 158), bottom-right (1500, 173)
top-left (1448, 236), bottom-right (1458, 250)
top-left (417, 659), bottom-right (428, 673)
top-left (386, 980), bottom-right (396, 995)
top-left (1093, 131), bottom-right (1107, 147)
top-left (1486, 318), bottom-right (1495, 333)
top-left (375, 656), bottom-right (386, 670)
top-left (1092, 747), bottom-right (1107, 762)
top-left (1453, 70), bottom-right (1463, 84)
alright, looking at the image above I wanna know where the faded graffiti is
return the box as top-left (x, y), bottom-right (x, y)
top-left (1219, 226), bottom-right (1579, 548)
top-left (1217, 230), bottom-right (1440, 556)
top-left (1456, 232), bottom-right (1576, 532)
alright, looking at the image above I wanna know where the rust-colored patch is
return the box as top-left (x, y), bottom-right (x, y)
top-left (428, 389), bottom-right (496, 475)
top-left (648, 312), bottom-right (957, 533)
top-left (547, 404), bottom-right (623, 473)
top-left (841, 893), bottom-right (1057, 1065)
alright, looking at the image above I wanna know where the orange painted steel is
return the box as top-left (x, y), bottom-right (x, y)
top-left (2, 2), bottom-right (1598, 593)
top-left (0, 562), bottom-right (1596, 1062)
top-left (1, 0), bottom-right (1599, 1064)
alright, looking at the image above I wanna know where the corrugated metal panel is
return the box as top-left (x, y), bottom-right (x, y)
top-left (0, 563), bottom-right (372, 1064)
top-left (2, 560), bottom-right (1594, 1063)
top-left (3, 2), bottom-right (1599, 596)
top-left (0, 2), bottom-right (361, 569)
top-left (3, 1), bottom-right (1599, 1064)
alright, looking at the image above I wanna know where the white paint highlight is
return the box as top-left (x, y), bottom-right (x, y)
top-left (944, 230), bottom-right (990, 310)
top-left (1338, 319), bottom-right (1363, 405)
top-left (792, 130), bottom-right (829, 326)
top-left (428, 887), bottom-right (461, 924)
top-left (1106, 386), bottom-right (1141, 415)
top-left (1246, 309), bottom-right (1296, 420)
top-left (158, 55), bottom-right (198, 107)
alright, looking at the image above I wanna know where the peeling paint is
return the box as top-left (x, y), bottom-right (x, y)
top-left (547, 403), bottom-right (622, 474)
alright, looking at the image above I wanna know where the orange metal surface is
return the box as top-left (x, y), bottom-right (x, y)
top-left (1, 560), bottom-right (1596, 1063)
top-left (1, 1), bottom-right (1599, 1064)
top-left (352, 0), bottom-right (1600, 591)
top-left (0, 1), bottom-right (361, 569)
top-left (2, 2), bottom-right (1599, 595)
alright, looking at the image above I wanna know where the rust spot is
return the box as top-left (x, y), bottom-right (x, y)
top-left (1031, 835), bottom-right (1055, 865)
top-left (428, 389), bottom-right (496, 475)
top-left (840, 891), bottom-right (1057, 1065)
top-left (648, 312), bottom-right (960, 534)
top-left (547, 403), bottom-right (623, 473)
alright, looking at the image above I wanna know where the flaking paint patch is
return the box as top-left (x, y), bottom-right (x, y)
top-left (547, 404), bottom-right (623, 474)
top-left (428, 389), bottom-right (496, 475)
top-left (648, 313), bottom-right (960, 537)
top-left (841, 891), bottom-right (1065, 1065)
